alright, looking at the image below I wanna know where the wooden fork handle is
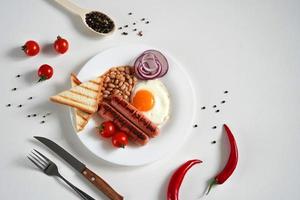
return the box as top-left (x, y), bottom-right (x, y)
top-left (82, 168), bottom-right (124, 200)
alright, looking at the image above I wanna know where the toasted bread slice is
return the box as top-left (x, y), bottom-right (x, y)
top-left (70, 74), bottom-right (93, 132)
top-left (50, 76), bottom-right (103, 114)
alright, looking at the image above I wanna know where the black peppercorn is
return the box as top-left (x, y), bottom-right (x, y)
top-left (215, 109), bottom-right (220, 113)
top-left (201, 106), bottom-right (206, 110)
top-left (138, 31), bottom-right (143, 36)
top-left (6, 104), bottom-right (11, 107)
top-left (118, 27), bottom-right (122, 30)
top-left (12, 88), bottom-right (17, 91)
top-left (213, 105), bottom-right (217, 108)
top-left (224, 90), bottom-right (228, 94)
top-left (122, 32), bottom-right (128, 35)
top-left (18, 104), bottom-right (22, 107)
top-left (212, 141), bottom-right (216, 144)
top-left (16, 75), bottom-right (21, 78)
top-left (124, 25), bottom-right (128, 28)
top-left (141, 18), bottom-right (145, 21)
top-left (133, 22), bottom-right (136, 25)
top-left (85, 11), bottom-right (115, 34)
top-left (33, 114), bottom-right (37, 117)
top-left (145, 21), bottom-right (150, 24)
top-left (28, 97), bottom-right (33, 100)
top-left (212, 126), bottom-right (217, 129)
top-left (193, 124), bottom-right (198, 128)
top-left (128, 12), bottom-right (132, 15)
top-left (221, 100), bottom-right (226, 104)
top-left (133, 28), bottom-right (137, 31)
top-left (27, 115), bottom-right (31, 118)
top-left (40, 120), bottom-right (45, 124)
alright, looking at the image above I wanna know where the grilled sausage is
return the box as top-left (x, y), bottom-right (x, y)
top-left (98, 102), bottom-right (149, 145)
top-left (110, 95), bottom-right (159, 137)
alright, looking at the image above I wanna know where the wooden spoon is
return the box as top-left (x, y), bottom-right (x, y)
top-left (55, 0), bottom-right (115, 36)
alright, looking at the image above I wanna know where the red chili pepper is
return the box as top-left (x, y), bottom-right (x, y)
top-left (207, 124), bottom-right (238, 195)
top-left (167, 159), bottom-right (202, 200)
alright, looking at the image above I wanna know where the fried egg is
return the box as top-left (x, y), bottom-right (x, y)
top-left (131, 79), bottom-right (170, 126)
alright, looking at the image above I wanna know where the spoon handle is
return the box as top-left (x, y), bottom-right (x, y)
top-left (55, 0), bottom-right (86, 16)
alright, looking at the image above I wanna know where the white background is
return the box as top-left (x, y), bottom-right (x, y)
top-left (0, 0), bottom-right (299, 200)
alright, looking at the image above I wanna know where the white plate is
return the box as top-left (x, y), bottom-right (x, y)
top-left (72, 44), bottom-right (196, 166)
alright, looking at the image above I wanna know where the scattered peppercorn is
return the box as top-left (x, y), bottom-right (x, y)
top-left (27, 115), bottom-right (31, 117)
top-left (40, 120), bottom-right (45, 124)
top-left (28, 97), bottom-right (33, 100)
top-left (18, 104), bottom-right (22, 108)
top-left (201, 106), bottom-right (206, 110)
top-left (212, 141), bottom-right (216, 144)
top-left (32, 114), bottom-right (37, 117)
top-left (193, 124), bottom-right (198, 128)
top-left (224, 91), bottom-right (228, 94)
top-left (221, 100), bottom-right (226, 104)
top-left (16, 74), bottom-right (21, 78)
top-left (212, 126), bottom-right (217, 129)
top-left (124, 25), bottom-right (128, 28)
top-left (118, 27), bottom-right (122, 30)
top-left (85, 11), bottom-right (115, 34)
top-left (133, 22), bottom-right (136, 25)
top-left (133, 28), bottom-right (137, 31)
top-left (6, 104), bottom-right (11, 107)
top-left (213, 105), bottom-right (217, 108)
top-left (141, 18), bottom-right (145, 21)
top-left (128, 12), bottom-right (132, 15)
top-left (145, 21), bottom-right (150, 24)
top-left (215, 109), bottom-right (220, 113)
top-left (138, 31), bottom-right (143, 36)
top-left (12, 88), bottom-right (17, 91)
top-left (43, 115), bottom-right (46, 118)
top-left (122, 32), bottom-right (128, 35)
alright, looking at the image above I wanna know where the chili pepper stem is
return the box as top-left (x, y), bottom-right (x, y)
top-left (206, 179), bottom-right (217, 195)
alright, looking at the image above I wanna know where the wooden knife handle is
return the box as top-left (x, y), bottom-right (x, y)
top-left (82, 168), bottom-right (124, 200)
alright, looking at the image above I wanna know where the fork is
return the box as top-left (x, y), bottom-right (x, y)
top-left (27, 149), bottom-right (95, 200)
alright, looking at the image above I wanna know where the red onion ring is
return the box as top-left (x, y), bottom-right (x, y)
top-left (143, 50), bottom-right (169, 77)
top-left (134, 50), bottom-right (169, 80)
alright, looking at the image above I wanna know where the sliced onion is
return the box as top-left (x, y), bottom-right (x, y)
top-left (137, 61), bottom-right (162, 79)
top-left (143, 50), bottom-right (169, 77)
top-left (141, 53), bottom-right (160, 72)
top-left (134, 50), bottom-right (169, 80)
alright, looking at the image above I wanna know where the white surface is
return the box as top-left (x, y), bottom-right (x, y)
top-left (74, 44), bottom-right (196, 166)
top-left (0, 0), bottom-right (299, 200)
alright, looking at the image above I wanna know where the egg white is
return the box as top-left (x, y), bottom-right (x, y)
top-left (131, 79), bottom-right (170, 127)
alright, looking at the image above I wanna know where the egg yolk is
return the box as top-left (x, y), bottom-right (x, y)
top-left (132, 90), bottom-right (154, 111)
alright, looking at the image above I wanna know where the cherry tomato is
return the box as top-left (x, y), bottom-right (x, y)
top-left (54, 36), bottom-right (69, 54)
top-left (22, 40), bottom-right (40, 56)
top-left (112, 131), bottom-right (128, 148)
top-left (38, 64), bottom-right (53, 82)
top-left (98, 121), bottom-right (116, 138)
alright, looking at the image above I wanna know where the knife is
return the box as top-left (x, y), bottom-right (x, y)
top-left (34, 136), bottom-right (124, 200)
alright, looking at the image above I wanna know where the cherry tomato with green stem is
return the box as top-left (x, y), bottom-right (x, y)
top-left (112, 131), bottom-right (128, 148)
top-left (54, 36), bottom-right (69, 54)
top-left (22, 40), bottom-right (40, 56)
top-left (38, 64), bottom-right (53, 82)
top-left (98, 121), bottom-right (116, 138)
